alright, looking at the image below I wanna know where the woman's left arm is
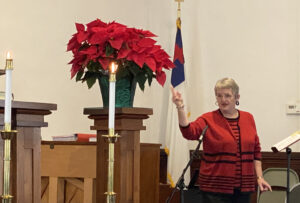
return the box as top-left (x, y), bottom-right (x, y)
top-left (254, 160), bottom-right (272, 192)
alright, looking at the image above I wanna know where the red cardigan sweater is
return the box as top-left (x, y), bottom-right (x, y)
top-left (180, 110), bottom-right (261, 194)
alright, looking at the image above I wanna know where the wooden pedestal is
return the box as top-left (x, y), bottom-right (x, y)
top-left (0, 100), bottom-right (57, 203)
top-left (84, 107), bottom-right (153, 203)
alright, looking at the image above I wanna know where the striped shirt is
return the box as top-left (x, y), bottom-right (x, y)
top-left (226, 116), bottom-right (242, 188)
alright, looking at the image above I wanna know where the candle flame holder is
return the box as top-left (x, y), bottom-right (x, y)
top-left (0, 128), bottom-right (17, 203)
top-left (5, 59), bottom-right (13, 70)
top-left (109, 73), bottom-right (116, 82)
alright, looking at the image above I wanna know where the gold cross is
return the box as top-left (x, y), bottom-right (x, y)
top-left (175, 0), bottom-right (184, 19)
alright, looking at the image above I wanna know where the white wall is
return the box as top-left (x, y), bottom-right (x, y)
top-left (182, 0), bottom-right (300, 151)
top-left (0, 0), bottom-right (299, 151)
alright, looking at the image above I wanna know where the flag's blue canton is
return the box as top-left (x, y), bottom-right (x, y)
top-left (171, 26), bottom-right (185, 87)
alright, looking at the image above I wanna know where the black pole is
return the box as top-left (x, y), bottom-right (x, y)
top-left (166, 125), bottom-right (208, 203)
top-left (166, 138), bottom-right (201, 203)
top-left (180, 185), bottom-right (185, 203)
top-left (286, 147), bottom-right (291, 203)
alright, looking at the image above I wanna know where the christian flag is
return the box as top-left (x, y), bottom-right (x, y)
top-left (165, 18), bottom-right (190, 187)
top-left (171, 18), bottom-right (185, 87)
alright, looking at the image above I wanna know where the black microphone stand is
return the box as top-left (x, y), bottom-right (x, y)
top-left (286, 147), bottom-right (291, 203)
top-left (166, 125), bottom-right (208, 203)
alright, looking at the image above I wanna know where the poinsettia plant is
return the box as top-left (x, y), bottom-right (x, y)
top-left (67, 19), bottom-right (174, 90)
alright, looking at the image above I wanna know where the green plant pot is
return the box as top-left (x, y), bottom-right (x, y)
top-left (98, 76), bottom-right (136, 107)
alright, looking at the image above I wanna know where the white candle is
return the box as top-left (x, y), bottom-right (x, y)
top-left (4, 52), bottom-right (13, 129)
top-left (108, 62), bottom-right (117, 131)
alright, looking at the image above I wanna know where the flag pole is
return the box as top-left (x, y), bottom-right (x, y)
top-left (166, 0), bottom-right (187, 188)
top-left (175, 0), bottom-right (184, 19)
top-left (175, 0), bottom-right (183, 32)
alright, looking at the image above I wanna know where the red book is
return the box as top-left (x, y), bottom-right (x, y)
top-left (76, 133), bottom-right (96, 142)
top-left (52, 133), bottom-right (96, 142)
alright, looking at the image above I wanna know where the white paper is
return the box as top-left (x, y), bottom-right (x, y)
top-left (272, 131), bottom-right (300, 152)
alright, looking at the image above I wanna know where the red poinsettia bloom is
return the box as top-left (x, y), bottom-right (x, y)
top-left (67, 19), bottom-right (175, 90)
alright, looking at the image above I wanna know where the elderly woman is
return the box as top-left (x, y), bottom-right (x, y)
top-left (171, 78), bottom-right (271, 203)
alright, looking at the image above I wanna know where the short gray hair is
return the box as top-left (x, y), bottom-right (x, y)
top-left (214, 78), bottom-right (239, 96)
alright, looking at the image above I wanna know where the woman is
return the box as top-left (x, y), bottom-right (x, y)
top-left (171, 78), bottom-right (271, 203)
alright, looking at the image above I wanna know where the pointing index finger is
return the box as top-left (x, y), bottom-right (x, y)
top-left (170, 85), bottom-right (176, 95)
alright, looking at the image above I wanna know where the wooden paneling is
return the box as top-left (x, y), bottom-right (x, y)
top-left (41, 142), bottom-right (96, 203)
top-left (159, 150), bottom-right (180, 203)
top-left (261, 151), bottom-right (300, 175)
top-left (160, 149), bottom-right (168, 184)
top-left (41, 142), bottom-right (160, 203)
top-left (0, 100), bottom-right (56, 203)
top-left (159, 184), bottom-right (180, 203)
top-left (41, 144), bottom-right (96, 178)
top-left (140, 143), bottom-right (161, 203)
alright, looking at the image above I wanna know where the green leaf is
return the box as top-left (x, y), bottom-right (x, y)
top-left (147, 74), bottom-right (153, 86)
top-left (136, 73), bottom-right (147, 91)
top-left (143, 65), bottom-right (154, 86)
top-left (86, 76), bottom-right (97, 89)
top-left (105, 44), bottom-right (115, 57)
top-left (128, 63), bottom-right (142, 76)
top-left (75, 70), bottom-right (84, 82)
top-left (144, 65), bottom-right (153, 75)
top-left (82, 71), bottom-right (91, 80)
top-left (116, 64), bottom-right (130, 80)
top-left (87, 60), bottom-right (102, 72)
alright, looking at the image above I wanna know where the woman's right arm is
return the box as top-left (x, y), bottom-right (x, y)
top-left (171, 86), bottom-right (189, 127)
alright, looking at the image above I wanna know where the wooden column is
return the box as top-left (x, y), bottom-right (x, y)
top-left (0, 100), bottom-right (57, 203)
top-left (84, 107), bottom-right (153, 203)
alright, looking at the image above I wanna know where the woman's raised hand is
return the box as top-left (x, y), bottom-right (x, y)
top-left (170, 85), bottom-right (184, 108)
top-left (170, 85), bottom-right (188, 126)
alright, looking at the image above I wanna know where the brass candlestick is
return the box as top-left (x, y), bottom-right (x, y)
top-left (1, 52), bottom-right (15, 203)
top-left (104, 66), bottom-right (119, 203)
top-left (1, 124), bottom-right (17, 203)
top-left (103, 128), bottom-right (120, 203)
